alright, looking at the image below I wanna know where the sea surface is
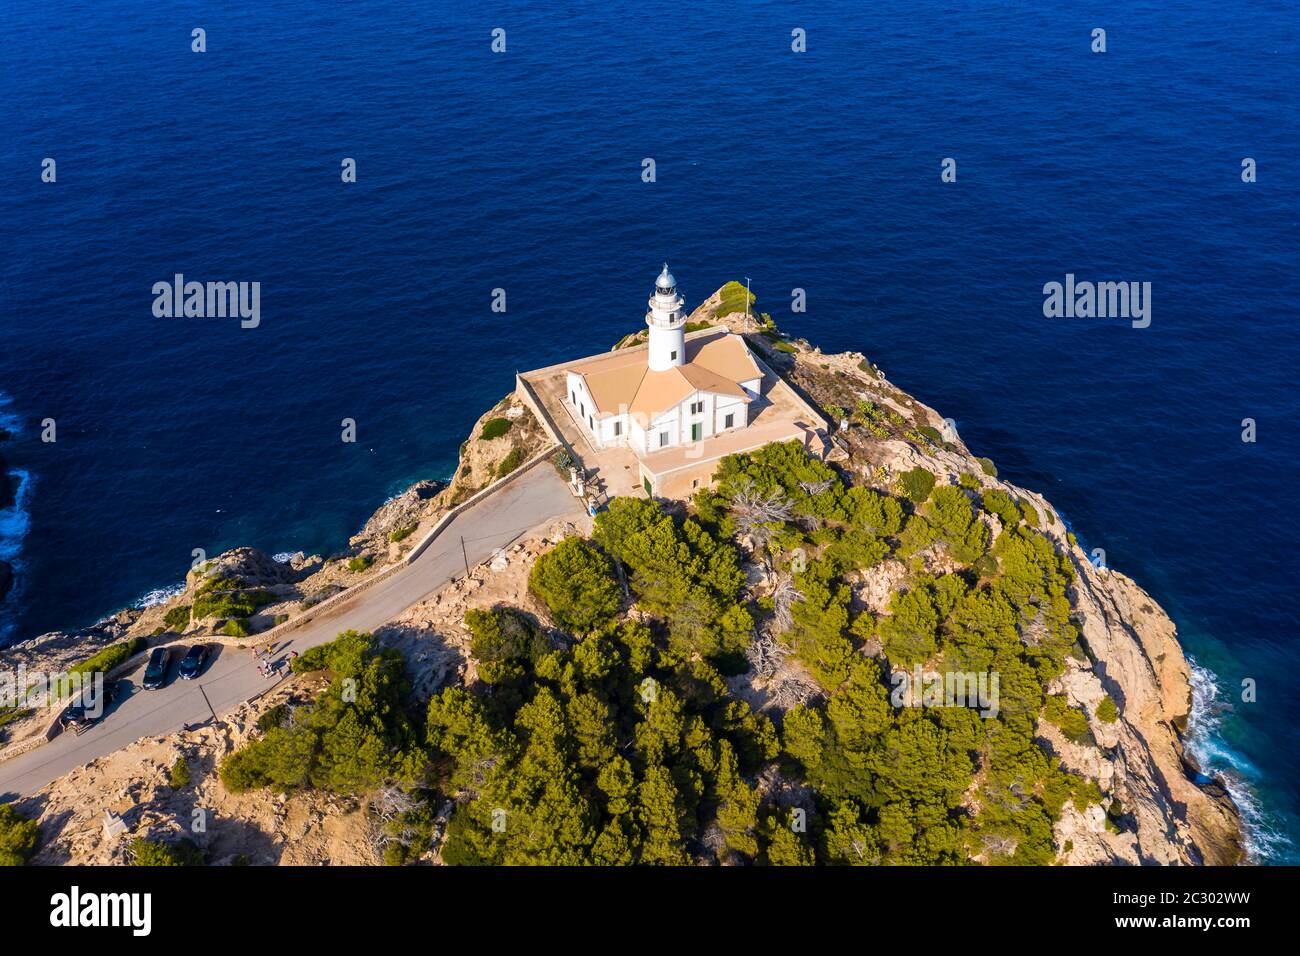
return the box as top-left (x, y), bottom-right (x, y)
top-left (0, 1), bottom-right (1296, 859)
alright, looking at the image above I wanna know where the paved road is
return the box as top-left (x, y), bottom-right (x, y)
top-left (0, 463), bottom-right (582, 799)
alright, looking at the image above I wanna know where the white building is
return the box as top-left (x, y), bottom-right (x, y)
top-left (564, 264), bottom-right (764, 454)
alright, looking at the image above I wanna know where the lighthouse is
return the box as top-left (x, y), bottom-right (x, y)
top-left (646, 263), bottom-right (686, 371)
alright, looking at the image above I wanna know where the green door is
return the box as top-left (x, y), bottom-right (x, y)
top-left (691, 422), bottom-right (702, 442)
top-left (643, 477), bottom-right (652, 496)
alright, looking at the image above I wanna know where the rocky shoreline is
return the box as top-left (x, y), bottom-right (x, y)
top-left (1, 286), bottom-right (1244, 865)
top-left (710, 294), bottom-right (1245, 865)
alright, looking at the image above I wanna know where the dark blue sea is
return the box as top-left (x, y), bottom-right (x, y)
top-left (1, 1), bottom-right (1296, 859)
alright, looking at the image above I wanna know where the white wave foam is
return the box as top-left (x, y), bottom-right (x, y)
top-left (272, 552), bottom-right (293, 563)
top-left (1185, 657), bottom-right (1291, 862)
top-left (133, 581), bottom-right (185, 609)
top-left (0, 468), bottom-right (33, 561)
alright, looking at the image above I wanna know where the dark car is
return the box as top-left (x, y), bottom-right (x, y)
top-left (59, 680), bottom-right (124, 734)
top-left (142, 646), bottom-right (172, 690)
top-left (178, 643), bottom-right (211, 680)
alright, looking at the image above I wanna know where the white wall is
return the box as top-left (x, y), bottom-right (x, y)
top-left (714, 393), bottom-right (747, 432)
top-left (566, 372), bottom-right (750, 453)
top-left (566, 371), bottom-right (591, 424)
top-left (647, 322), bottom-right (686, 371)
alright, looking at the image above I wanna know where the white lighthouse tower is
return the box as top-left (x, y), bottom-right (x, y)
top-left (646, 263), bottom-right (686, 371)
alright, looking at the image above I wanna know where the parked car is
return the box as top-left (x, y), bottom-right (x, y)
top-left (142, 646), bottom-right (172, 690)
top-left (59, 680), bottom-right (124, 733)
top-left (177, 643), bottom-right (211, 680)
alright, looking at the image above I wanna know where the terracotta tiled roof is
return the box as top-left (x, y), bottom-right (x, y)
top-left (686, 333), bottom-right (763, 382)
top-left (573, 330), bottom-right (759, 420)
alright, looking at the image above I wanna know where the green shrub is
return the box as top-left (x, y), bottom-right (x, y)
top-left (293, 629), bottom-right (373, 675)
top-left (221, 618), bottom-right (251, 637)
top-left (712, 280), bottom-right (755, 318)
top-left (977, 457), bottom-right (997, 477)
top-left (69, 637), bottom-right (145, 678)
top-left (348, 555), bottom-right (374, 573)
top-left (496, 447), bottom-right (524, 478)
top-left (480, 418), bottom-right (512, 440)
top-left (1019, 499), bottom-right (1041, 528)
top-left (169, 758), bottom-right (191, 788)
top-left (958, 472), bottom-right (981, 491)
top-left (899, 467), bottom-right (936, 504)
top-left (192, 578), bottom-right (275, 620)
top-left (389, 524), bottom-right (416, 543)
top-left (163, 605), bottom-right (191, 631)
top-left (774, 341), bottom-right (796, 354)
top-left (258, 704), bottom-right (288, 732)
top-left (863, 420), bottom-right (889, 438)
top-left (1044, 695), bottom-right (1092, 744)
top-left (552, 448), bottom-right (576, 476)
top-left (129, 838), bottom-right (204, 866)
top-left (464, 609), bottom-right (551, 685)
top-left (981, 488), bottom-right (1020, 527)
top-left (0, 805), bottom-right (40, 866)
top-left (918, 425), bottom-right (942, 444)
top-left (1096, 696), bottom-right (1119, 723)
top-left (55, 637), bottom-right (146, 697)
top-left (273, 613), bottom-right (289, 625)
top-left (221, 631), bottom-right (421, 796)
top-left (528, 538), bottom-right (622, 634)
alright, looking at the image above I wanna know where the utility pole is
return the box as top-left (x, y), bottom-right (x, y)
top-left (197, 684), bottom-right (217, 722)
top-left (460, 535), bottom-right (471, 579)
top-left (744, 275), bottom-right (752, 330)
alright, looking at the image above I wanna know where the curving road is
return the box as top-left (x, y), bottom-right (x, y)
top-left (0, 462), bottom-right (583, 799)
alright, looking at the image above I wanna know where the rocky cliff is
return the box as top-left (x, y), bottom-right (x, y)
top-left (1, 287), bottom-right (1244, 866)
top-left (694, 288), bottom-right (1244, 865)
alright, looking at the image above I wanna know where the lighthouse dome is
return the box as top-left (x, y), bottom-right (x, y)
top-left (656, 263), bottom-right (676, 292)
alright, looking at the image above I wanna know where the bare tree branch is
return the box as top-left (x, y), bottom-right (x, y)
top-left (798, 478), bottom-right (834, 498)
top-left (731, 480), bottom-right (795, 554)
top-left (769, 573), bottom-right (804, 635)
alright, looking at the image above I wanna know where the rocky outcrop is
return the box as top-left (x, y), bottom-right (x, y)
top-left (18, 520), bottom-right (590, 865)
top-left (192, 547), bottom-right (302, 590)
top-left (718, 307), bottom-right (1246, 866)
top-left (1067, 562), bottom-right (1244, 864)
top-left (2, 288), bottom-right (1246, 867)
top-left (19, 675), bottom-right (382, 866)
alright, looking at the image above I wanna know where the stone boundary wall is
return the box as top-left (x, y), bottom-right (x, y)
top-left (248, 441), bottom-right (559, 650)
top-left (515, 373), bottom-right (583, 472)
top-left (404, 443), bottom-right (558, 562)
